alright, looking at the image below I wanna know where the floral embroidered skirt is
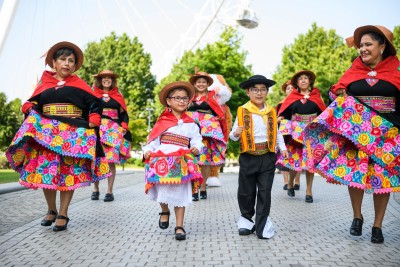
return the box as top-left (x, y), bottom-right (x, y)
top-left (6, 110), bottom-right (111, 191)
top-left (186, 111), bottom-right (226, 166)
top-left (276, 119), bottom-right (314, 172)
top-left (304, 96), bottom-right (400, 194)
top-left (144, 149), bottom-right (203, 195)
top-left (99, 118), bottom-right (131, 164)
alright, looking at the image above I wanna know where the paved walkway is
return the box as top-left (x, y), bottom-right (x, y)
top-left (0, 170), bottom-right (399, 267)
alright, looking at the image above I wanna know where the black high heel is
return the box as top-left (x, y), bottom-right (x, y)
top-left (158, 211), bottom-right (170, 229)
top-left (350, 215), bottom-right (363, 236)
top-left (175, 226), bottom-right (186, 240)
top-left (41, 210), bottom-right (58, 226)
top-left (53, 215), bottom-right (70, 232)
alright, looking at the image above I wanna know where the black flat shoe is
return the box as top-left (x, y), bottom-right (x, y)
top-left (350, 216), bottom-right (363, 236)
top-left (192, 192), bottom-right (199, 201)
top-left (371, 227), bottom-right (384, 243)
top-left (294, 184), bottom-right (300, 190)
top-left (175, 226), bottom-right (186, 240)
top-left (239, 226), bottom-right (255, 236)
top-left (238, 228), bottom-right (252, 235)
top-left (283, 184), bottom-right (288, 190)
top-left (104, 193), bottom-right (114, 202)
top-left (91, 191), bottom-right (100, 200)
top-left (159, 210), bottom-right (170, 229)
top-left (305, 195), bottom-right (313, 203)
top-left (287, 188), bottom-right (295, 197)
top-left (200, 190), bottom-right (207, 199)
top-left (41, 210), bottom-right (57, 226)
top-left (53, 215), bottom-right (69, 232)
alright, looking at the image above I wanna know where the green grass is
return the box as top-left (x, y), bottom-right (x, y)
top-left (0, 170), bottom-right (20, 184)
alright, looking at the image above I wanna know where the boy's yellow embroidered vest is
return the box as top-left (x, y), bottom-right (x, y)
top-left (237, 104), bottom-right (277, 154)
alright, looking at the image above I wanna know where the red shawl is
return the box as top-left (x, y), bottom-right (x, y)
top-left (331, 55), bottom-right (400, 93)
top-left (92, 86), bottom-right (128, 111)
top-left (193, 90), bottom-right (228, 141)
top-left (29, 71), bottom-right (95, 100)
top-left (147, 108), bottom-right (194, 143)
top-left (278, 88), bottom-right (326, 116)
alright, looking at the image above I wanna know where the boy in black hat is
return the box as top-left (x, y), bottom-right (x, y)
top-left (229, 75), bottom-right (288, 239)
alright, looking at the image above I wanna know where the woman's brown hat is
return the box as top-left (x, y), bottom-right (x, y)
top-left (159, 81), bottom-right (195, 107)
top-left (189, 67), bottom-right (214, 86)
top-left (346, 25), bottom-right (396, 56)
top-left (281, 80), bottom-right (292, 93)
top-left (291, 70), bottom-right (316, 88)
top-left (45, 41), bottom-right (84, 71)
top-left (93, 70), bottom-right (119, 79)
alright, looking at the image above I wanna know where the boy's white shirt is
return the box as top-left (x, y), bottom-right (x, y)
top-left (229, 105), bottom-right (287, 152)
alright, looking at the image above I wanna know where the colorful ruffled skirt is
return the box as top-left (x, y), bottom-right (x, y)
top-left (186, 111), bottom-right (226, 166)
top-left (276, 119), bottom-right (314, 172)
top-left (6, 110), bottom-right (111, 191)
top-left (99, 118), bottom-right (131, 164)
top-left (144, 149), bottom-right (203, 195)
top-left (304, 95), bottom-right (400, 194)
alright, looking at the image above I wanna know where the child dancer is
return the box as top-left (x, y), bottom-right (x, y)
top-left (230, 75), bottom-right (288, 239)
top-left (143, 81), bottom-right (204, 240)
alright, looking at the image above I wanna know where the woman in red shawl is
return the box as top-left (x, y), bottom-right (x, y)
top-left (90, 70), bottom-right (131, 202)
top-left (304, 25), bottom-right (400, 243)
top-left (277, 70), bottom-right (326, 203)
top-left (6, 42), bottom-right (110, 232)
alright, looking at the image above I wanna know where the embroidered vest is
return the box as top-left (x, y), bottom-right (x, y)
top-left (237, 107), bottom-right (277, 154)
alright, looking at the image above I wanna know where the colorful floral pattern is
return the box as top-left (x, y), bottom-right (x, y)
top-left (276, 119), bottom-right (314, 172)
top-left (144, 150), bottom-right (203, 194)
top-left (304, 96), bottom-right (400, 194)
top-left (99, 118), bottom-right (131, 164)
top-left (186, 111), bottom-right (226, 166)
top-left (6, 110), bottom-right (111, 190)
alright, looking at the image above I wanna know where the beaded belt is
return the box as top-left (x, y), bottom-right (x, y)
top-left (358, 96), bottom-right (395, 113)
top-left (43, 103), bottom-right (82, 118)
top-left (291, 113), bottom-right (317, 123)
top-left (247, 142), bottom-right (269, 155)
top-left (103, 108), bottom-right (119, 119)
top-left (160, 132), bottom-right (190, 147)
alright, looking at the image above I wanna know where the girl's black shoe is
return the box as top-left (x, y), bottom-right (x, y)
top-left (371, 227), bottom-right (384, 243)
top-left (175, 226), bottom-right (186, 240)
top-left (192, 192), bottom-right (199, 201)
top-left (158, 211), bottom-right (170, 229)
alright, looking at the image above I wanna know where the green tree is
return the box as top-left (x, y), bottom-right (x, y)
top-left (270, 23), bottom-right (358, 106)
top-left (0, 93), bottom-right (23, 150)
top-left (392, 25), bottom-right (400, 53)
top-left (78, 32), bottom-right (157, 149)
top-left (154, 27), bottom-right (253, 157)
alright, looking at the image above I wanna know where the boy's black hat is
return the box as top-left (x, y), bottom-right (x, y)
top-left (239, 75), bottom-right (276, 89)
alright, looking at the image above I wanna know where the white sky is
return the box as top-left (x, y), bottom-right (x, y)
top-left (0, 0), bottom-right (399, 102)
